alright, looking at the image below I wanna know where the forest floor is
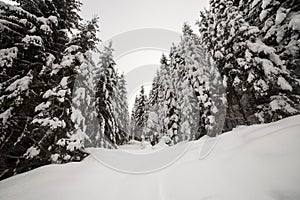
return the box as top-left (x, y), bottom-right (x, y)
top-left (0, 115), bottom-right (300, 200)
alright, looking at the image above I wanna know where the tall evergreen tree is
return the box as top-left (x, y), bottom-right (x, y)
top-left (156, 54), bottom-right (172, 139)
top-left (94, 42), bottom-right (128, 147)
top-left (130, 86), bottom-right (148, 141)
top-left (163, 60), bottom-right (181, 144)
top-left (69, 17), bottom-right (100, 148)
top-left (130, 96), bottom-right (139, 140)
top-left (169, 24), bottom-right (223, 138)
top-left (95, 43), bottom-right (118, 147)
top-left (144, 72), bottom-right (161, 144)
top-left (114, 73), bottom-right (130, 144)
top-left (0, 0), bottom-right (98, 180)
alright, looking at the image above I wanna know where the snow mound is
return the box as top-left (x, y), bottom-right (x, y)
top-left (1, 115), bottom-right (300, 200)
top-left (118, 140), bottom-right (155, 153)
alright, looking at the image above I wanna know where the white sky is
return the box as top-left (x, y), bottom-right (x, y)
top-left (80, 0), bottom-right (209, 41)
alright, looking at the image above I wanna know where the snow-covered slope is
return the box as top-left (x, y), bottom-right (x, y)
top-left (1, 115), bottom-right (300, 200)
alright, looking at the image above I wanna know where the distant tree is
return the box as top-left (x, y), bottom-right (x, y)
top-left (130, 86), bottom-right (148, 141)
top-left (115, 73), bottom-right (130, 144)
top-left (144, 72), bottom-right (161, 144)
top-left (95, 43), bottom-right (119, 147)
top-left (148, 71), bottom-right (160, 108)
top-left (130, 96), bottom-right (139, 140)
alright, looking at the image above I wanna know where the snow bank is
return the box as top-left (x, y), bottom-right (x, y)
top-left (1, 115), bottom-right (300, 200)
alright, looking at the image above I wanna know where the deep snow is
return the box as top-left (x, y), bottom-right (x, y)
top-left (0, 115), bottom-right (300, 200)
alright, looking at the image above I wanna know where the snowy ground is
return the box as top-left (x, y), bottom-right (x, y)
top-left (1, 115), bottom-right (300, 200)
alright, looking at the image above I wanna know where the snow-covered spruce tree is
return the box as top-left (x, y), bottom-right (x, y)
top-left (143, 111), bottom-right (160, 145)
top-left (68, 17), bottom-right (101, 148)
top-left (198, 2), bottom-right (252, 130)
top-left (163, 56), bottom-right (181, 144)
top-left (95, 43), bottom-right (127, 147)
top-left (185, 24), bottom-right (225, 137)
top-left (130, 86), bottom-right (148, 141)
top-left (144, 71), bottom-right (161, 144)
top-left (177, 77), bottom-right (199, 140)
top-left (114, 73), bottom-right (130, 144)
top-left (23, 3), bottom-right (100, 171)
top-left (155, 55), bottom-right (172, 140)
top-left (179, 24), bottom-right (210, 138)
top-left (0, 3), bottom-right (48, 178)
top-left (146, 54), bottom-right (182, 145)
top-left (198, 0), bottom-right (300, 131)
top-left (0, 1), bottom-right (58, 179)
top-left (148, 71), bottom-right (160, 108)
top-left (130, 96), bottom-right (139, 140)
top-left (168, 24), bottom-right (223, 138)
top-left (144, 55), bottom-right (171, 144)
top-left (239, 0), bottom-right (300, 80)
top-left (0, 0), bottom-right (97, 180)
top-left (239, 0), bottom-right (300, 111)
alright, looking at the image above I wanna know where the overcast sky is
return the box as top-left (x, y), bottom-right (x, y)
top-left (80, 0), bottom-right (209, 41)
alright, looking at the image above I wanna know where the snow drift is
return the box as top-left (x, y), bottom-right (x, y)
top-left (0, 115), bottom-right (300, 200)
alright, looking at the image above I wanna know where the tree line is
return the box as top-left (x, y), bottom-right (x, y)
top-left (130, 0), bottom-right (300, 144)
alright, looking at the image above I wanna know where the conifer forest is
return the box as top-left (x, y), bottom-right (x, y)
top-left (0, 0), bottom-right (299, 185)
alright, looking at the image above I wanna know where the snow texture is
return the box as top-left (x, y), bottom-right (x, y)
top-left (277, 76), bottom-right (292, 91)
top-left (48, 16), bottom-right (58, 26)
top-left (275, 7), bottom-right (289, 25)
top-left (42, 88), bottom-right (68, 100)
top-left (32, 117), bottom-right (66, 129)
top-left (269, 96), bottom-right (298, 114)
top-left (5, 73), bottom-right (32, 98)
top-left (1, 115), bottom-right (300, 200)
top-left (40, 24), bottom-right (52, 34)
top-left (60, 77), bottom-right (69, 87)
top-left (289, 13), bottom-right (300, 31)
top-left (261, 0), bottom-right (272, 9)
top-left (24, 146), bottom-right (40, 159)
top-left (22, 35), bottom-right (43, 47)
top-left (260, 9), bottom-right (269, 21)
top-left (0, 107), bottom-right (13, 125)
top-left (0, 47), bottom-right (18, 68)
top-left (251, 0), bottom-right (260, 8)
top-left (35, 101), bottom-right (51, 112)
top-left (254, 57), bottom-right (277, 76)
